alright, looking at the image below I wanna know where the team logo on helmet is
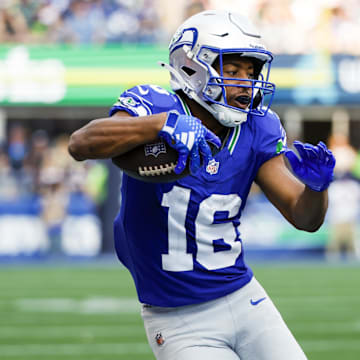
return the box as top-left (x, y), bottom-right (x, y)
top-left (169, 29), bottom-right (183, 50)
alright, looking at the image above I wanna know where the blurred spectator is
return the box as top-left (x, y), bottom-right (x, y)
top-left (39, 163), bottom-right (68, 253)
top-left (24, 129), bottom-right (50, 192)
top-left (0, 0), bottom-right (29, 43)
top-left (326, 133), bottom-right (360, 261)
top-left (7, 123), bottom-right (27, 170)
top-left (1, 124), bottom-right (34, 198)
top-left (326, 1), bottom-right (360, 55)
top-left (183, 0), bottom-right (207, 20)
top-left (56, 0), bottom-right (106, 44)
top-left (313, 0), bottom-right (360, 55)
top-left (254, 0), bottom-right (307, 54)
top-left (137, 0), bottom-right (164, 43)
top-left (328, 133), bottom-right (357, 174)
top-left (17, 0), bottom-right (45, 41)
top-left (105, 0), bottom-right (142, 43)
top-left (0, 147), bottom-right (18, 200)
top-left (105, 0), bottom-right (163, 44)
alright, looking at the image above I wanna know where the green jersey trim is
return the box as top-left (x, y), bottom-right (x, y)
top-left (228, 126), bottom-right (241, 155)
top-left (176, 94), bottom-right (191, 116)
top-left (276, 138), bottom-right (286, 154)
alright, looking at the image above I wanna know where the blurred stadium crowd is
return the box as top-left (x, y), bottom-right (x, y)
top-left (0, 0), bottom-right (163, 44)
top-left (0, 0), bottom-right (360, 258)
top-left (0, 0), bottom-right (359, 53)
top-left (0, 125), bottom-right (108, 255)
top-left (1, 126), bottom-right (107, 222)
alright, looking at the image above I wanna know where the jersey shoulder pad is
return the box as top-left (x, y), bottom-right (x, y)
top-left (252, 108), bottom-right (281, 132)
top-left (251, 109), bottom-right (287, 155)
top-left (110, 84), bottom-right (177, 117)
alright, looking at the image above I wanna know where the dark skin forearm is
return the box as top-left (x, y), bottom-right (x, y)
top-left (290, 185), bottom-right (328, 231)
top-left (256, 155), bottom-right (328, 232)
top-left (68, 111), bottom-right (166, 161)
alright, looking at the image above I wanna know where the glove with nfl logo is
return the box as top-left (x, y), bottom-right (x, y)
top-left (285, 141), bottom-right (336, 192)
top-left (159, 111), bottom-right (221, 174)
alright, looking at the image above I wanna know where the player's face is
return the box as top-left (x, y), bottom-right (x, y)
top-left (215, 55), bottom-right (255, 110)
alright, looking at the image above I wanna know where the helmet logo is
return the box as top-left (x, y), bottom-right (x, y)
top-left (169, 28), bottom-right (197, 54)
top-left (169, 30), bottom-right (183, 50)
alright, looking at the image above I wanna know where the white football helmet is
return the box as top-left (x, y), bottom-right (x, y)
top-left (159, 10), bottom-right (275, 127)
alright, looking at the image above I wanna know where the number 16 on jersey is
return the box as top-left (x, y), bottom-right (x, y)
top-left (161, 186), bottom-right (243, 272)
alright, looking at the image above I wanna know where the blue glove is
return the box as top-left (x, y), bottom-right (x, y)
top-left (159, 111), bottom-right (221, 174)
top-left (285, 141), bottom-right (336, 192)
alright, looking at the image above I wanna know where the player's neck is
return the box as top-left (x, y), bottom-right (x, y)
top-left (179, 93), bottom-right (225, 136)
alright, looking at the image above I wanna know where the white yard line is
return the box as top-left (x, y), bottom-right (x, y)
top-left (0, 325), bottom-right (145, 338)
top-left (302, 339), bottom-right (360, 351)
top-left (0, 343), bottom-right (151, 357)
top-left (272, 295), bottom-right (360, 303)
top-left (14, 297), bottom-right (140, 314)
top-left (292, 321), bottom-right (360, 332)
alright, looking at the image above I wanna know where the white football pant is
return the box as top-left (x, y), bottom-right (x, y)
top-left (141, 277), bottom-right (307, 360)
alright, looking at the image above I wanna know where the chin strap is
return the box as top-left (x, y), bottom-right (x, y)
top-left (159, 61), bottom-right (249, 127)
top-left (211, 103), bottom-right (248, 127)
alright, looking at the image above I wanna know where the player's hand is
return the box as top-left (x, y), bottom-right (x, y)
top-left (159, 112), bottom-right (221, 174)
top-left (285, 141), bottom-right (336, 192)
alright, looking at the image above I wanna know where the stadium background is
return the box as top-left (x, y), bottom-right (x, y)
top-left (0, 0), bottom-right (359, 359)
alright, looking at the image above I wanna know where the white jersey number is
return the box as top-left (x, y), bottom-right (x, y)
top-left (161, 186), bottom-right (242, 272)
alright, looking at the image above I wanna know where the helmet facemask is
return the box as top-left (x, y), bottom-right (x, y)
top-left (202, 49), bottom-right (275, 120)
top-left (161, 10), bottom-right (276, 127)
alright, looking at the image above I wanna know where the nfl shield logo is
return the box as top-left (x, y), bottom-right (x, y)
top-left (144, 142), bottom-right (167, 157)
top-left (206, 159), bottom-right (219, 175)
top-left (155, 332), bottom-right (165, 346)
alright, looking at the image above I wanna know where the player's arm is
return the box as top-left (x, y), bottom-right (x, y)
top-left (68, 111), bottom-right (166, 161)
top-left (68, 110), bottom-right (220, 174)
top-left (256, 141), bottom-right (335, 232)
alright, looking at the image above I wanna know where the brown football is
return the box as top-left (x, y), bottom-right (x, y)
top-left (112, 138), bottom-right (190, 182)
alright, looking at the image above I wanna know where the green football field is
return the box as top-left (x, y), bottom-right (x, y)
top-left (0, 261), bottom-right (359, 360)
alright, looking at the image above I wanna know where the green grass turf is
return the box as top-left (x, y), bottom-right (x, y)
top-left (0, 262), bottom-right (359, 360)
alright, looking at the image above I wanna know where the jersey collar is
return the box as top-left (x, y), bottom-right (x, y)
top-left (175, 92), bottom-right (241, 156)
top-left (175, 93), bottom-right (192, 116)
top-left (227, 125), bottom-right (241, 155)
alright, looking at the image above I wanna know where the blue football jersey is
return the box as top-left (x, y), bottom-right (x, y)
top-left (110, 84), bottom-right (286, 307)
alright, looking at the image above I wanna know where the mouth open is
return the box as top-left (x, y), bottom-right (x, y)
top-left (234, 95), bottom-right (251, 108)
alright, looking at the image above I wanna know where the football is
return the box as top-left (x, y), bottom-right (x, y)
top-left (112, 138), bottom-right (190, 182)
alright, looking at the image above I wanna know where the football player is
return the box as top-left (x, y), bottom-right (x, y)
top-left (68, 10), bottom-right (335, 360)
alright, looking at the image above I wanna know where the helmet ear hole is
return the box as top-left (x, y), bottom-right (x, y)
top-left (181, 66), bottom-right (196, 76)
